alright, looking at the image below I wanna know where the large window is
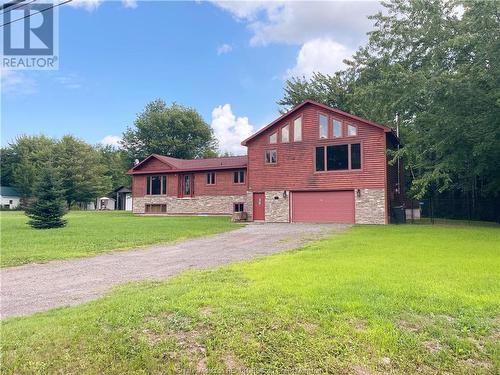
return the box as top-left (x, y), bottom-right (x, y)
top-left (319, 114), bottom-right (328, 138)
top-left (327, 145), bottom-right (348, 170)
top-left (315, 143), bottom-right (361, 171)
top-left (146, 175), bottom-right (167, 195)
top-left (281, 124), bottom-right (289, 143)
top-left (207, 172), bottom-right (216, 185)
top-left (293, 117), bottom-right (302, 141)
top-left (265, 150), bottom-right (277, 164)
top-left (333, 120), bottom-right (342, 138)
top-left (233, 170), bottom-right (245, 184)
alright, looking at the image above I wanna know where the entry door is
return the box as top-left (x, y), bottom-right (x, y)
top-left (179, 174), bottom-right (194, 197)
top-left (253, 193), bottom-right (265, 220)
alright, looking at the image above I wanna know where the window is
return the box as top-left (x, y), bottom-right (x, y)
top-left (327, 145), bottom-right (348, 170)
top-left (315, 146), bottom-right (325, 171)
top-left (347, 124), bottom-right (357, 136)
top-left (351, 143), bottom-right (361, 169)
top-left (234, 203), bottom-right (244, 212)
top-left (147, 175), bottom-right (167, 195)
top-left (207, 172), bottom-right (216, 185)
top-left (333, 120), bottom-right (342, 138)
top-left (145, 204), bottom-right (167, 214)
top-left (265, 150), bottom-right (277, 164)
top-left (281, 124), bottom-right (290, 143)
top-left (293, 117), bottom-right (302, 141)
top-left (233, 170), bottom-right (245, 184)
top-left (319, 114), bottom-right (328, 138)
top-left (269, 132), bottom-right (277, 144)
top-left (315, 143), bottom-right (361, 171)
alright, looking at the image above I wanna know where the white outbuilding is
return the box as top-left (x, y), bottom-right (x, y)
top-left (0, 186), bottom-right (20, 209)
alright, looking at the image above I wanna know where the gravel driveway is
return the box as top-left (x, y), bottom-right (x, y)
top-left (1, 223), bottom-right (348, 319)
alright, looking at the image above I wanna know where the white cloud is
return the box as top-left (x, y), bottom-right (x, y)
top-left (211, 104), bottom-right (254, 155)
top-left (286, 38), bottom-right (353, 78)
top-left (0, 70), bottom-right (36, 96)
top-left (212, 1), bottom-right (382, 47)
top-left (123, 0), bottom-right (138, 9)
top-left (217, 43), bottom-right (233, 55)
top-left (68, 0), bottom-right (102, 11)
top-left (99, 135), bottom-right (122, 147)
top-left (55, 74), bottom-right (82, 89)
top-left (69, 0), bottom-right (138, 12)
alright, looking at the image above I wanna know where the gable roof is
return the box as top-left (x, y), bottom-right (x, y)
top-left (0, 186), bottom-right (19, 197)
top-left (241, 100), bottom-right (397, 146)
top-left (128, 154), bottom-right (247, 175)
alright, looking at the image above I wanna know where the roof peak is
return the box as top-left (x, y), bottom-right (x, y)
top-left (241, 100), bottom-right (394, 146)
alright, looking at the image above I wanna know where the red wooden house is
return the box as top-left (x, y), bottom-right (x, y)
top-left (128, 100), bottom-right (402, 224)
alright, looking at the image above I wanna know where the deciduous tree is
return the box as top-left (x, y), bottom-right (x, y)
top-left (122, 100), bottom-right (218, 160)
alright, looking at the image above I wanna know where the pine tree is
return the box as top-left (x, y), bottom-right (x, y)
top-left (26, 167), bottom-right (67, 229)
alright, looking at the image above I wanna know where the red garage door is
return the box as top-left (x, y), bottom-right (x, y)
top-left (292, 191), bottom-right (355, 223)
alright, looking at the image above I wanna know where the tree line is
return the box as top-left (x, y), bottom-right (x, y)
top-left (1, 101), bottom-right (219, 208)
top-left (1, 135), bottom-right (131, 207)
top-left (278, 0), bottom-right (499, 219)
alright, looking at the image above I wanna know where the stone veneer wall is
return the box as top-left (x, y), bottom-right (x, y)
top-left (133, 194), bottom-right (251, 217)
top-left (355, 188), bottom-right (386, 224)
top-left (264, 191), bottom-right (290, 222)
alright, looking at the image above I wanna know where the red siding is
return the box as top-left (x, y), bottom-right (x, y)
top-left (247, 103), bottom-right (387, 192)
top-left (193, 170), bottom-right (247, 196)
top-left (132, 175), bottom-right (146, 197)
top-left (133, 158), bottom-right (172, 172)
top-left (132, 170), bottom-right (246, 198)
top-left (291, 191), bottom-right (355, 223)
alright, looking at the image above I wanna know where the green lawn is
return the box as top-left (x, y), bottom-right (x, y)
top-left (2, 225), bottom-right (499, 374)
top-left (0, 211), bottom-right (238, 267)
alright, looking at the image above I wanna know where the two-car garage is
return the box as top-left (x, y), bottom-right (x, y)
top-left (291, 191), bottom-right (355, 224)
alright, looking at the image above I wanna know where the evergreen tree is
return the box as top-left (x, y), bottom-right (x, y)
top-left (26, 167), bottom-right (67, 229)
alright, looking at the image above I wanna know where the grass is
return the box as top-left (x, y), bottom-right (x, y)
top-left (2, 224), bottom-right (499, 374)
top-left (0, 211), bottom-right (238, 267)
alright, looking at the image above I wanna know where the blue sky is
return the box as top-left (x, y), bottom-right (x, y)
top-left (1, 0), bottom-right (382, 154)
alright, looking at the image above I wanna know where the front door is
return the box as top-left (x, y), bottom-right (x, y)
top-left (253, 192), bottom-right (265, 220)
top-left (179, 174), bottom-right (194, 198)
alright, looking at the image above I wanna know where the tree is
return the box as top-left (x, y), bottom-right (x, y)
top-left (96, 144), bottom-right (132, 192)
top-left (278, 0), bottom-right (500, 202)
top-left (26, 166), bottom-right (67, 229)
top-left (54, 135), bottom-right (112, 207)
top-left (122, 100), bottom-right (218, 160)
top-left (1, 135), bottom-right (56, 205)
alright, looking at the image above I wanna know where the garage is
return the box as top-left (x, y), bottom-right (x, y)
top-left (291, 191), bottom-right (355, 223)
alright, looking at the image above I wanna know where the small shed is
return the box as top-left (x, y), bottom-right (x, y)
top-left (114, 186), bottom-right (132, 211)
top-left (0, 186), bottom-right (20, 209)
top-left (98, 197), bottom-right (116, 210)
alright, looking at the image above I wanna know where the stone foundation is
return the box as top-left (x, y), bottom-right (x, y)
top-left (265, 191), bottom-right (290, 222)
top-left (355, 188), bottom-right (386, 224)
top-left (133, 194), bottom-right (251, 218)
